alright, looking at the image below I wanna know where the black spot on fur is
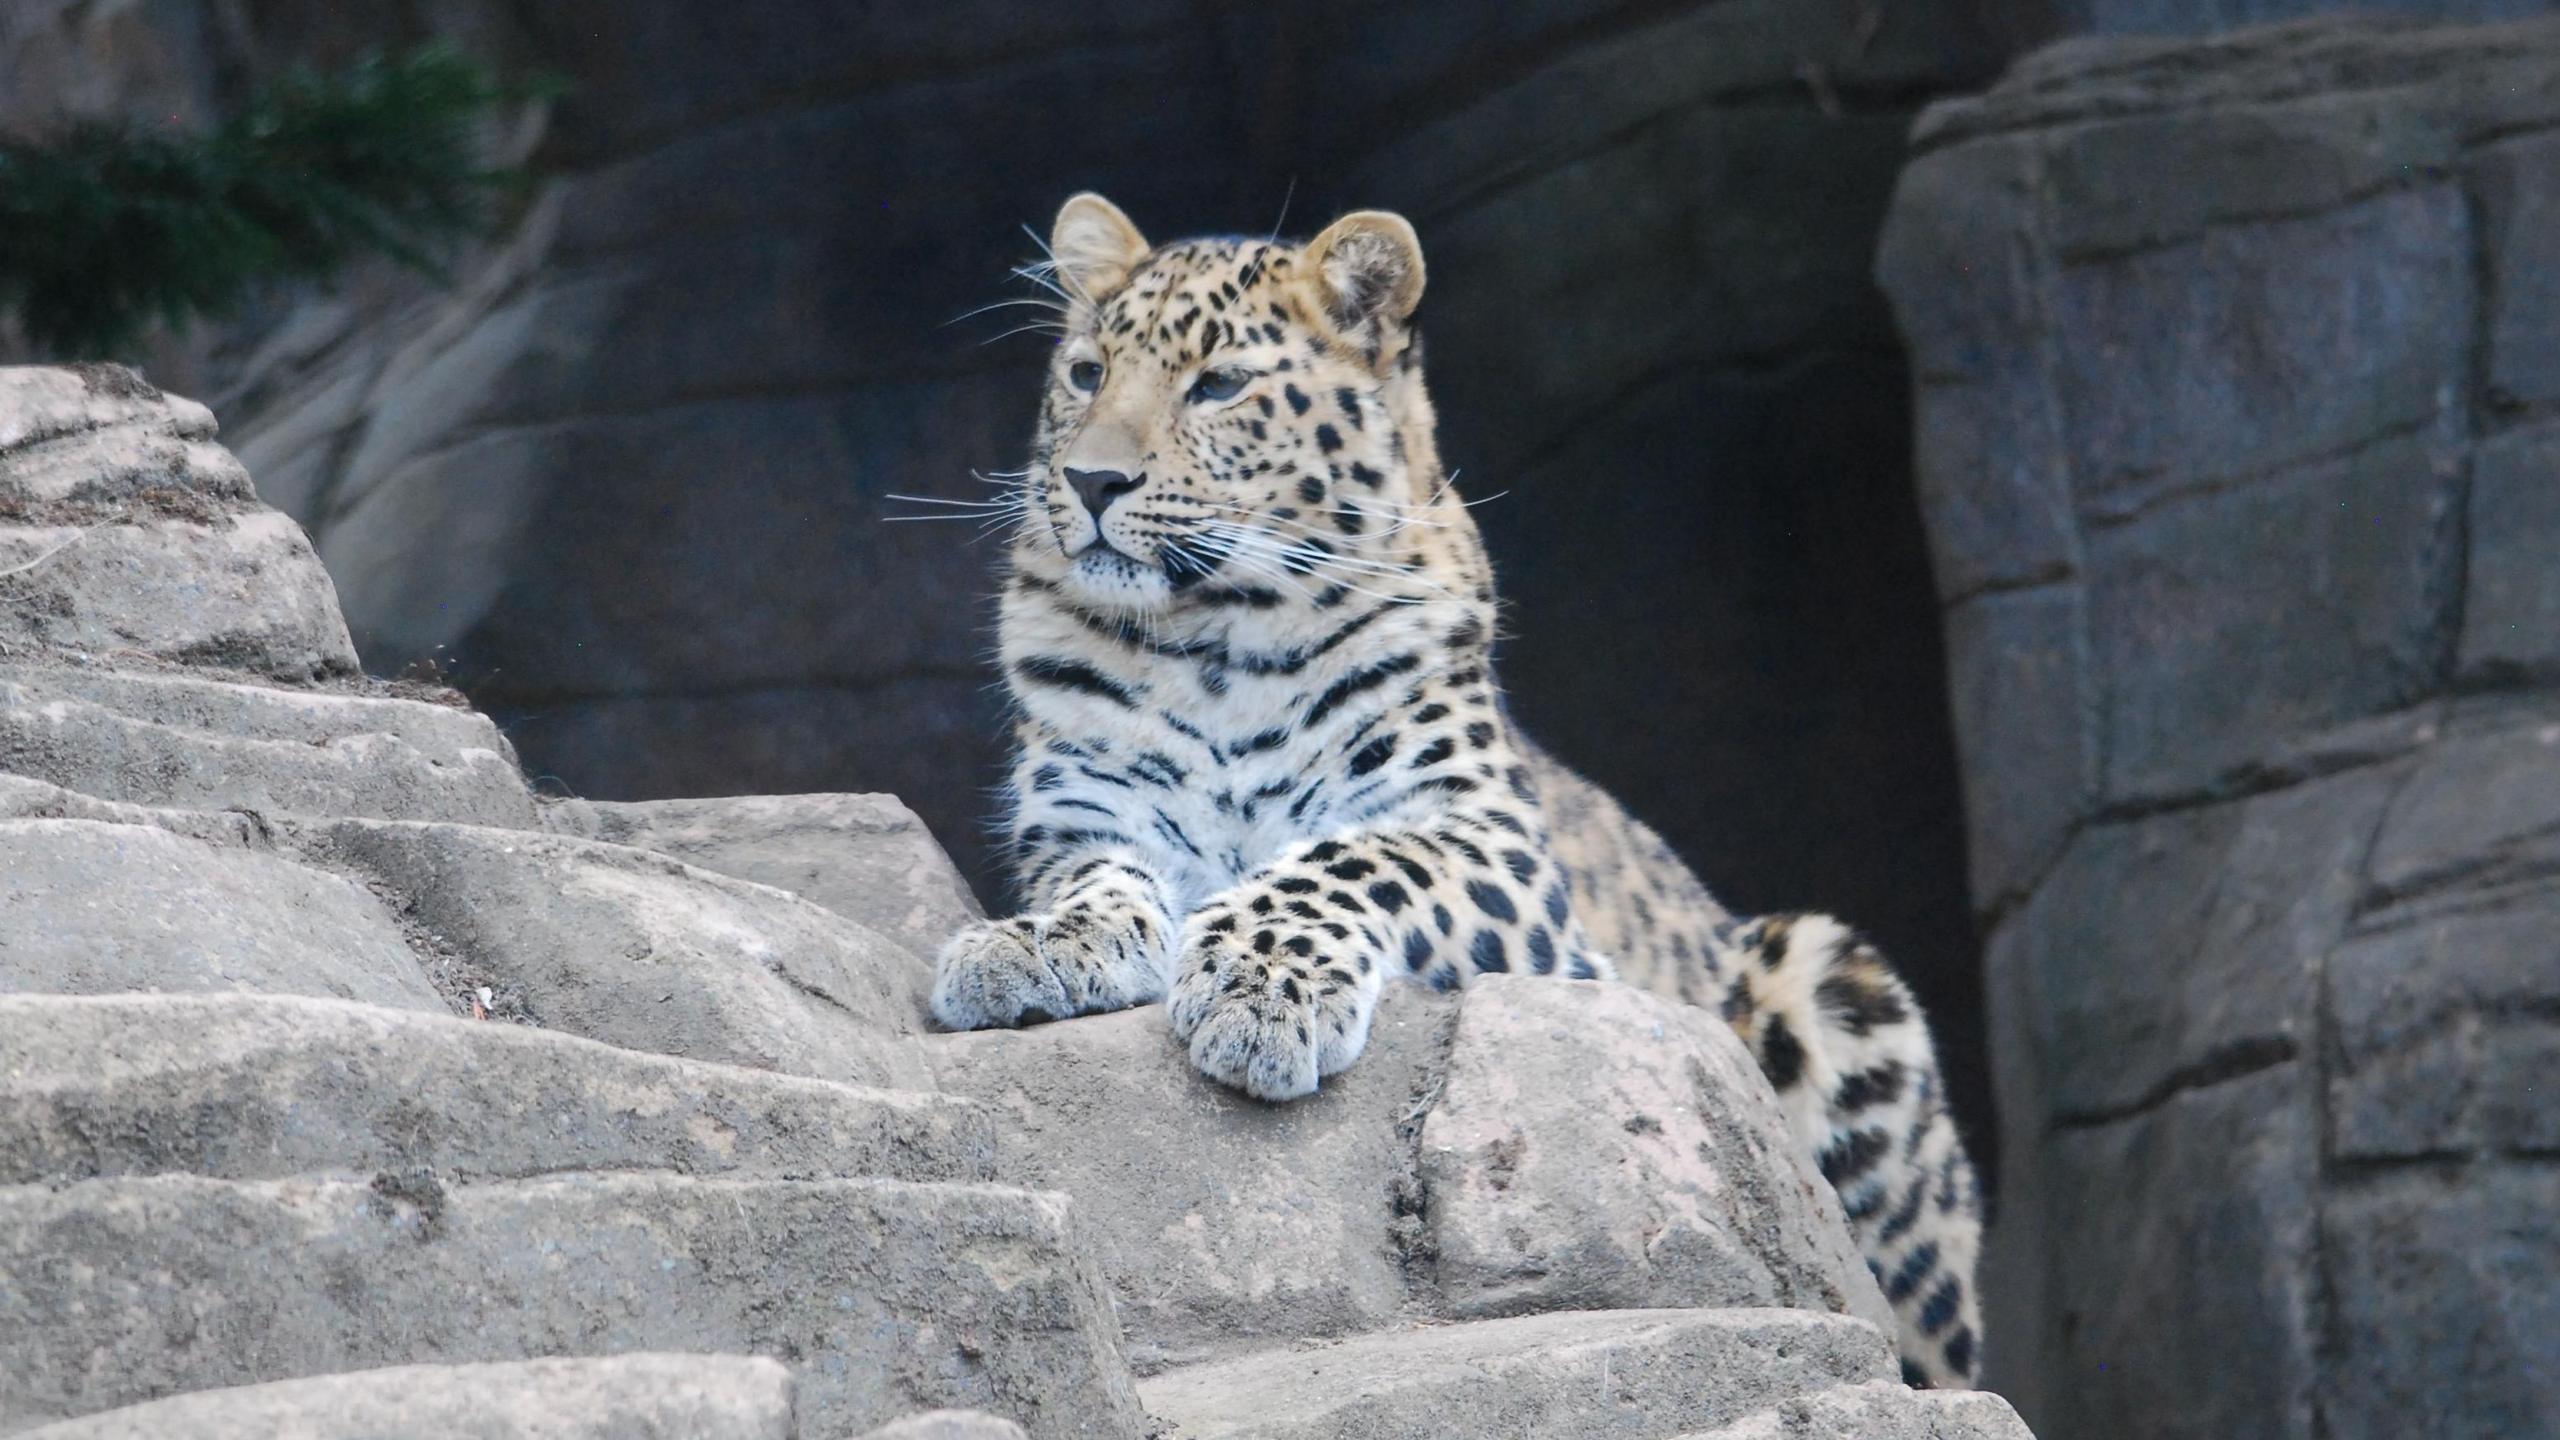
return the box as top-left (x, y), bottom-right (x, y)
top-left (1819, 968), bottom-right (1911, 1036)
top-left (1759, 1016), bottom-right (1805, 1091)
top-left (1366, 880), bottom-right (1410, 914)
top-left (1349, 734), bottom-right (1398, 777)
top-left (1464, 880), bottom-right (1517, 924)
top-left (1470, 930), bottom-right (1508, 972)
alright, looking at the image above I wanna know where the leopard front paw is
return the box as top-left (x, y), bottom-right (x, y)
top-left (1166, 907), bottom-right (1378, 1101)
top-left (931, 908), bottom-right (1171, 1031)
top-left (931, 917), bottom-right (1070, 1030)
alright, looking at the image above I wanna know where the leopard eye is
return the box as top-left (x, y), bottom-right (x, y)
top-left (1187, 366), bottom-right (1253, 405)
top-left (1067, 359), bottom-right (1103, 393)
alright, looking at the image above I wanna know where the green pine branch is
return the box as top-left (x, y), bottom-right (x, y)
top-left (0, 46), bottom-right (543, 359)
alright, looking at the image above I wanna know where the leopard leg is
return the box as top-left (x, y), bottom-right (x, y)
top-left (1715, 912), bottom-right (1985, 1388)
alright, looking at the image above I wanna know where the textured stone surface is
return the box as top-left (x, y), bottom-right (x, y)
top-left (2320, 1167), bottom-right (2560, 1440)
top-left (0, 663), bottom-right (534, 826)
top-left (0, 818), bottom-right (440, 1010)
top-left (15, 1354), bottom-right (799, 1440)
top-left (0, 510), bottom-right (357, 679)
top-left (0, 992), bottom-right (994, 1187)
top-left (928, 999), bottom-right (1440, 1374)
top-left (1420, 978), bottom-right (1893, 1337)
top-left (0, 1174), bottom-right (1145, 1438)
top-left (298, 818), bottom-right (935, 1089)
top-left (858, 1414), bottom-right (1029, 1440)
top-left (1139, 1309), bottom-right (1893, 1440)
top-left (1883, 20), bottom-right (2560, 1439)
top-left (546, 792), bottom-right (979, 958)
top-left (1678, 1382), bottom-right (2035, 1439)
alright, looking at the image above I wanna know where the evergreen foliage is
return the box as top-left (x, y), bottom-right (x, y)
top-left (0, 46), bottom-right (534, 358)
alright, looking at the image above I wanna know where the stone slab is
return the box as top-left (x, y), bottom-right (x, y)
top-left (861, 1415), bottom-right (1030, 1440)
top-left (545, 792), bottom-right (980, 962)
top-left (1138, 1308), bottom-right (1893, 1440)
top-left (1939, 585), bottom-right (2089, 912)
top-left (2459, 423), bottom-right (2560, 680)
top-left (1676, 1381), bottom-right (2035, 1438)
top-left (0, 511), bottom-right (358, 679)
top-left (0, 1174), bottom-right (1145, 1439)
top-left (927, 995), bottom-right (1445, 1373)
top-left (0, 992), bottom-right (995, 1187)
top-left (0, 818), bottom-right (441, 1011)
top-left (0, 664), bottom-right (535, 827)
top-left (15, 1354), bottom-right (797, 1440)
top-left (2327, 902), bottom-right (2560, 1160)
top-left (298, 819), bottom-right (934, 1091)
top-left (1420, 976), bottom-right (1893, 1338)
top-left (2366, 711), bottom-right (2560, 903)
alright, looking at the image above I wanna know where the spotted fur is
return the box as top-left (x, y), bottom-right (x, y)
top-left (931, 193), bottom-right (1984, 1387)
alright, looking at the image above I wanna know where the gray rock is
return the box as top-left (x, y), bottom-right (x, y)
top-left (2004, 764), bottom-right (2395, 1119)
top-left (2460, 422), bottom-right (2560, 681)
top-left (2476, 130), bottom-right (2560, 413)
top-left (15, 1354), bottom-right (798, 1440)
top-left (2365, 709), bottom-right (2560, 905)
top-left (0, 992), bottom-right (995, 1187)
top-left (1419, 977), bottom-right (1894, 1338)
top-left (545, 792), bottom-right (979, 959)
top-left (1873, 135), bottom-right (2077, 605)
top-left (1675, 1382), bottom-right (2035, 1439)
top-left (2034, 1064), bottom-right (2320, 1440)
top-left (0, 664), bottom-right (535, 827)
top-left (1137, 1308), bottom-right (1893, 1440)
top-left (860, 1414), bottom-right (1030, 1440)
top-left (2084, 431), bottom-right (2455, 805)
top-left (927, 996), bottom-right (1444, 1372)
top-left (0, 366), bottom-right (250, 510)
top-left (2326, 903), bottom-right (2560, 1160)
top-left (2320, 1166), bottom-right (2560, 1440)
top-left (0, 510), bottom-right (358, 680)
top-left (297, 819), bottom-right (937, 1090)
top-left (0, 1173), bottom-right (1145, 1439)
top-left (1938, 586), bottom-right (2090, 912)
top-left (0, 817), bottom-right (441, 1011)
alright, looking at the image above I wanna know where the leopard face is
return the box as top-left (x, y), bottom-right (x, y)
top-left (1013, 195), bottom-right (1432, 619)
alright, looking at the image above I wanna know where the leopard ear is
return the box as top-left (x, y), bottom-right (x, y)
top-left (1305, 210), bottom-right (1425, 335)
top-left (1049, 192), bottom-right (1150, 300)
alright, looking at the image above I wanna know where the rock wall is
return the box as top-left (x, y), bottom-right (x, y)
top-left (0, 2), bottom-right (2007, 1158)
top-left (1877, 18), bottom-right (2560, 1439)
top-left (0, 364), bottom-right (2034, 1437)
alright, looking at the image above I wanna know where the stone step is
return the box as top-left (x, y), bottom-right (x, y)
top-left (295, 818), bottom-right (937, 1089)
top-left (928, 975), bottom-right (1891, 1375)
top-left (0, 816), bottom-right (443, 1011)
top-left (15, 1354), bottom-right (797, 1439)
top-left (0, 992), bottom-right (993, 1188)
top-left (1136, 1308), bottom-right (1895, 1440)
top-left (1673, 1381), bottom-right (2034, 1438)
top-left (862, 1416), bottom-right (1032, 1440)
top-left (0, 1173), bottom-right (1146, 1439)
top-left (0, 663), bottom-right (536, 828)
top-left (544, 792), bottom-right (982, 959)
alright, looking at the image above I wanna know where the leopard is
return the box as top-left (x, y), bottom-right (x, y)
top-left (928, 192), bottom-right (1985, 1388)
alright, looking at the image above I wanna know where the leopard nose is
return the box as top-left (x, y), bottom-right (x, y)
top-left (1066, 468), bottom-right (1143, 519)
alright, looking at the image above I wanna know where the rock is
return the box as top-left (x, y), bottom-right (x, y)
top-left (1678, 1382), bottom-right (2035, 1438)
top-left (2460, 422), bottom-right (2560, 682)
top-left (0, 818), bottom-right (442, 1011)
top-left (0, 663), bottom-right (536, 827)
top-left (0, 366), bottom-right (249, 509)
top-left (2083, 429), bottom-right (2457, 805)
top-left (545, 792), bottom-right (980, 957)
top-left (860, 1414), bottom-right (1031, 1440)
top-left (2364, 709), bottom-right (2560, 905)
top-left (0, 1174), bottom-right (1146, 1439)
top-left (296, 818), bottom-right (935, 1090)
top-left (1937, 587), bottom-right (2089, 911)
top-left (0, 511), bottom-right (358, 680)
top-left (14, 1354), bottom-right (798, 1440)
top-left (2320, 1166), bottom-right (2560, 1440)
top-left (0, 992), bottom-right (995, 1187)
top-left (1137, 1308), bottom-right (1893, 1440)
top-left (2326, 903), bottom-right (2560, 1161)
top-left (1419, 977), bottom-right (1894, 1338)
top-left (927, 996), bottom-right (1444, 1372)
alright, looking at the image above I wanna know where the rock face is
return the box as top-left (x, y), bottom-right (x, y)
top-left (1877, 18), bottom-right (2560, 1440)
top-left (0, 366), bottom-right (2031, 1436)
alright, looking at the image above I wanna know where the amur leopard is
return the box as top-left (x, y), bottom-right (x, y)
top-left (930, 192), bottom-right (1985, 1388)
